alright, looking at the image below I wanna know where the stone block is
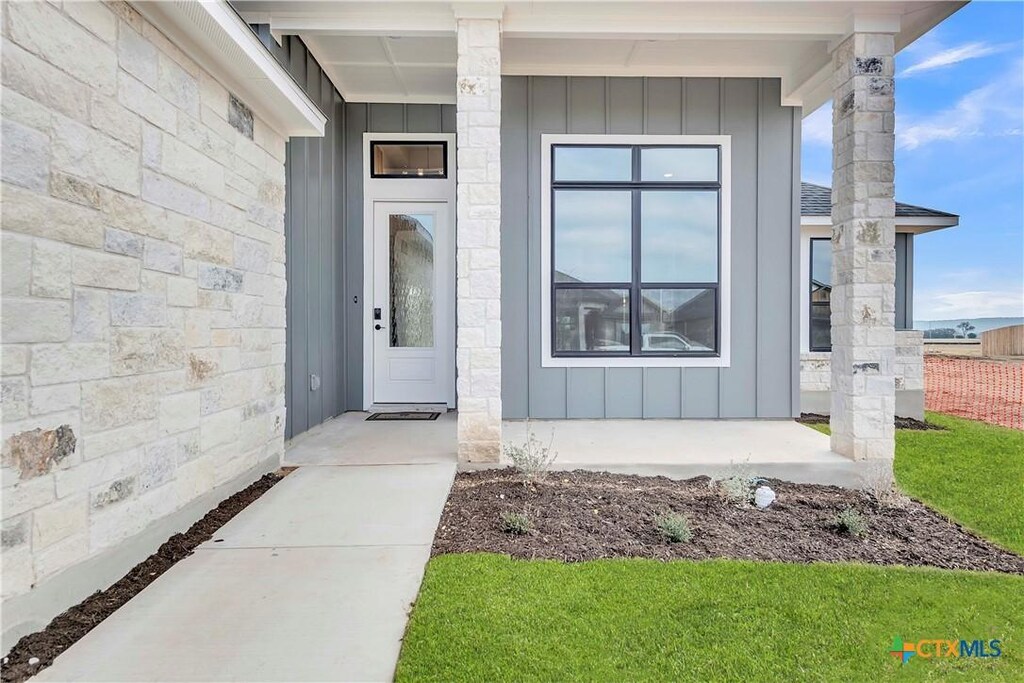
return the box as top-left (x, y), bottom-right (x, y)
top-left (3, 472), bottom-right (56, 518)
top-left (63, 0), bottom-right (117, 43)
top-left (81, 376), bottom-right (160, 431)
top-left (2, 346), bottom-right (29, 377)
top-left (91, 476), bottom-right (136, 509)
top-left (158, 54), bottom-right (200, 117)
top-left (72, 248), bottom-right (140, 290)
top-left (31, 240), bottom-right (72, 298)
top-left (108, 292), bottom-right (166, 326)
top-left (140, 438), bottom-right (175, 490)
top-left (71, 288), bottom-right (109, 342)
top-left (118, 71), bottom-right (176, 132)
top-left (51, 114), bottom-right (140, 196)
top-left (90, 93), bottom-right (142, 149)
top-left (118, 25), bottom-right (159, 87)
top-left (1, 41), bottom-right (91, 123)
top-left (32, 494), bottom-right (87, 549)
top-left (104, 227), bottom-right (145, 257)
top-left (30, 383), bottom-right (81, 417)
top-left (197, 264), bottom-right (244, 292)
top-left (2, 298), bottom-right (71, 343)
top-left (111, 329), bottom-right (185, 375)
top-left (30, 343), bottom-right (109, 385)
top-left (144, 238), bottom-right (183, 275)
top-left (142, 170), bottom-right (210, 221)
top-left (1, 119), bottom-right (50, 192)
top-left (2, 233), bottom-right (33, 297)
top-left (159, 391), bottom-right (200, 436)
top-left (51, 171), bottom-right (103, 209)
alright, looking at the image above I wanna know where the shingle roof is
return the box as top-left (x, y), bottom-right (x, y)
top-left (800, 182), bottom-right (958, 218)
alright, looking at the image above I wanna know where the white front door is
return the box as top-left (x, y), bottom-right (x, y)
top-left (372, 201), bottom-right (453, 404)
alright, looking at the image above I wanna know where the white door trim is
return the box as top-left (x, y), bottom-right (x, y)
top-left (362, 132), bottom-right (456, 410)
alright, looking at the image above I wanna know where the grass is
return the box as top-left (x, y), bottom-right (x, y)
top-left (398, 554), bottom-right (1024, 682)
top-left (810, 413), bottom-right (1024, 554)
top-left (397, 414), bottom-right (1024, 681)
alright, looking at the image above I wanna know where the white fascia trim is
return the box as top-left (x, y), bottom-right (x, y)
top-left (540, 133), bottom-right (732, 369)
top-left (801, 215), bottom-right (959, 233)
top-left (135, 0), bottom-right (326, 137)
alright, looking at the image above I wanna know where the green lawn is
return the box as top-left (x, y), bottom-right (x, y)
top-left (398, 555), bottom-right (1023, 682)
top-left (398, 414), bottom-right (1024, 681)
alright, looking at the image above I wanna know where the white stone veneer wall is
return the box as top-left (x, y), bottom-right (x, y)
top-left (1, 0), bottom-right (286, 612)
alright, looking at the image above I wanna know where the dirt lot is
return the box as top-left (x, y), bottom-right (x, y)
top-left (925, 355), bottom-right (1023, 429)
top-left (434, 469), bottom-right (1024, 573)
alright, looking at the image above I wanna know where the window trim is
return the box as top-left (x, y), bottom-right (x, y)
top-left (540, 134), bottom-right (732, 368)
top-left (369, 140), bottom-right (448, 179)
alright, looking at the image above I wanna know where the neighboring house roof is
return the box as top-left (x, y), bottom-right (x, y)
top-left (800, 182), bottom-right (958, 219)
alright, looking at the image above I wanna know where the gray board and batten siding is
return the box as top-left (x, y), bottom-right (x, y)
top-left (255, 27), bottom-right (456, 438)
top-left (500, 76), bottom-right (803, 419)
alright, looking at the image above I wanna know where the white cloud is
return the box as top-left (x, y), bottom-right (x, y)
top-left (900, 42), bottom-right (1011, 77)
top-left (802, 105), bottom-right (832, 146)
top-left (916, 288), bottom-right (1024, 320)
top-left (897, 63), bottom-right (1023, 150)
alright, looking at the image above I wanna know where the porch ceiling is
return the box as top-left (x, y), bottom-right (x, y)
top-left (232, 0), bottom-right (965, 111)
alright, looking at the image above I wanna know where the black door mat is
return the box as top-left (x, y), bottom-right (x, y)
top-left (366, 411), bottom-right (441, 421)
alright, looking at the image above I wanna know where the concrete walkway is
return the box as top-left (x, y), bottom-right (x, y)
top-left (37, 461), bottom-right (456, 682)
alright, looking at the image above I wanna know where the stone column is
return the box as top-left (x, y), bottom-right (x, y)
top-left (454, 11), bottom-right (502, 462)
top-left (829, 32), bottom-right (897, 470)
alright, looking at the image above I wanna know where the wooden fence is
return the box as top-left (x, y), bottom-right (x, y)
top-left (981, 324), bottom-right (1024, 357)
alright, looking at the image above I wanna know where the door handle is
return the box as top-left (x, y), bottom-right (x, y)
top-left (374, 324), bottom-right (382, 331)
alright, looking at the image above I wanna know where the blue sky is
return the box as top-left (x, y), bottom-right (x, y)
top-left (802, 1), bottom-right (1024, 321)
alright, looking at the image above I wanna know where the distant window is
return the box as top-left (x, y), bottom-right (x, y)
top-left (371, 141), bottom-right (447, 178)
top-left (809, 238), bottom-right (832, 351)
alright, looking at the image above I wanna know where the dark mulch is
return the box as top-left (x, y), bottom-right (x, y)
top-left (797, 413), bottom-right (945, 430)
top-left (1, 471), bottom-right (289, 683)
top-left (434, 469), bottom-right (1024, 573)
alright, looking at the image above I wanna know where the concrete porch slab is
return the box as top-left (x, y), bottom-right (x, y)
top-left (36, 545), bottom-right (430, 682)
top-left (500, 419), bottom-right (864, 486)
top-left (285, 411), bottom-right (456, 466)
top-left (201, 464), bottom-right (454, 549)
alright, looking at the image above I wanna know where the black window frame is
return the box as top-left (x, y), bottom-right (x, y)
top-left (550, 143), bottom-right (723, 359)
top-left (809, 237), bottom-right (832, 352)
top-left (370, 140), bottom-right (448, 179)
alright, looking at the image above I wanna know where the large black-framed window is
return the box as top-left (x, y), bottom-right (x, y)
top-left (809, 237), bottom-right (833, 351)
top-left (550, 144), bottom-right (722, 358)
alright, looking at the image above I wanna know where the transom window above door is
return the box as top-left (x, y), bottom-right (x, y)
top-left (541, 135), bottom-right (732, 368)
top-left (371, 141), bottom-right (447, 178)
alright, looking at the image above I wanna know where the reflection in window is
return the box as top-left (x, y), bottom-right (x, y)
top-left (554, 190), bottom-right (632, 283)
top-left (554, 146), bottom-right (632, 182)
top-left (372, 142), bottom-right (446, 178)
top-left (809, 238), bottom-right (832, 351)
top-left (389, 214), bottom-right (434, 347)
top-left (641, 191), bottom-right (718, 283)
top-left (554, 289), bottom-right (630, 353)
top-left (640, 147), bottom-right (718, 182)
top-left (640, 289), bottom-right (716, 351)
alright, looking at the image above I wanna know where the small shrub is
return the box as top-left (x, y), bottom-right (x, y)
top-left (834, 507), bottom-right (869, 537)
top-left (504, 428), bottom-right (557, 485)
top-left (500, 511), bottom-right (531, 535)
top-left (656, 513), bottom-right (692, 543)
top-left (717, 474), bottom-right (753, 504)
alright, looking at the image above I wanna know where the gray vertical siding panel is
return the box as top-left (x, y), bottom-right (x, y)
top-left (527, 77), bottom-right (569, 418)
top-left (718, 78), bottom-right (759, 418)
top-left (756, 79), bottom-right (796, 417)
top-left (334, 92), bottom-right (347, 419)
top-left (287, 40), bottom-right (309, 435)
top-left (343, 103), bottom-right (367, 410)
top-left (605, 368), bottom-right (643, 417)
top-left (406, 104), bottom-right (442, 133)
top-left (305, 52), bottom-right (324, 427)
top-left (441, 105), bottom-right (457, 133)
top-left (369, 103), bottom-right (404, 132)
top-left (646, 78), bottom-right (683, 134)
top-left (567, 370), bottom-right (606, 418)
top-left (682, 78), bottom-right (722, 417)
top-left (643, 368), bottom-right (682, 418)
top-left (905, 234), bottom-right (914, 327)
top-left (319, 71), bottom-right (337, 420)
top-left (501, 77), bottom-right (530, 418)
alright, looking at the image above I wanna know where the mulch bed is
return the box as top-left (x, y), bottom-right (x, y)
top-left (1, 470), bottom-right (290, 683)
top-left (434, 469), bottom-right (1024, 573)
top-left (797, 413), bottom-right (945, 430)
